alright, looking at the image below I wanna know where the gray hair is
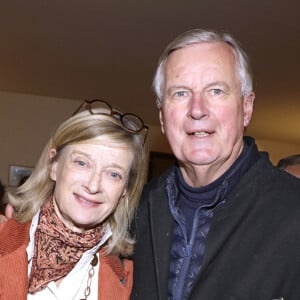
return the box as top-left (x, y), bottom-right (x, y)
top-left (153, 29), bottom-right (253, 108)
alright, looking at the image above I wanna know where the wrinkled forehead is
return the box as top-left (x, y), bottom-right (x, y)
top-left (77, 136), bottom-right (134, 150)
top-left (164, 42), bottom-right (240, 86)
top-left (167, 41), bottom-right (237, 67)
top-left (60, 139), bottom-right (135, 168)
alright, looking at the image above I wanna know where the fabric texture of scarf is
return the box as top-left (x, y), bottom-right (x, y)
top-left (28, 198), bottom-right (105, 294)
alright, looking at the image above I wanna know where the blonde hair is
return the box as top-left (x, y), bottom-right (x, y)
top-left (8, 107), bottom-right (148, 256)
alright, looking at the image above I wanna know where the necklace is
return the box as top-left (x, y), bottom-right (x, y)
top-left (80, 254), bottom-right (99, 300)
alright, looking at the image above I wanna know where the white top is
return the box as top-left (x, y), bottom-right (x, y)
top-left (26, 211), bottom-right (112, 300)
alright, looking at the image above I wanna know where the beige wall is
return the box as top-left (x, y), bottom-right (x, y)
top-left (0, 91), bottom-right (79, 186)
top-left (1, 91), bottom-right (300, 186)
top-left (255, 139), bottom-right (300, 165)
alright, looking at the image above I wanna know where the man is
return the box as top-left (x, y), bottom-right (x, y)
top-left (277, 154), bottom-right (300, 178)
top-left (131, 29), bottom-right (300, 300)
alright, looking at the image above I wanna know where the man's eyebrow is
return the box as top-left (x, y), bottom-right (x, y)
top-left (204, 81), bottom-right (228, 87)
top-left (168, 85), bottom-right (191, 90)
top-left (166, 86), bottom-right (191, 93)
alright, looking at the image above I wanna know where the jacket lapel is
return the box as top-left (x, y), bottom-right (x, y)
top-left (148, 183), bottom-right (173, 299)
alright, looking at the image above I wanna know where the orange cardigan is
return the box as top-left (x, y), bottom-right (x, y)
top-left (0, 219), bottom-right (133, 300)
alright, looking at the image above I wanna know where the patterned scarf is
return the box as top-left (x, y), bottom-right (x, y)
top-left (28, 198), bottom-right (105, 294)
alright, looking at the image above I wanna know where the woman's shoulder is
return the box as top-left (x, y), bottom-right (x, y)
top-left (0, 219), bottom-right (31, 244)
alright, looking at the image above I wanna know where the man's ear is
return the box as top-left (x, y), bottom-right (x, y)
top-left (49, 149), bottom-right (58, 181)
top-left (243, 92), bottom-right (255, 127)
top-left (159, 110), bottom-right (165, 134)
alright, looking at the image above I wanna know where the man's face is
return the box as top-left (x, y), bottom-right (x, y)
top-left (159, 42), bottom-right (254, 185)
top-left (50, 141), bottom-right (133, 232)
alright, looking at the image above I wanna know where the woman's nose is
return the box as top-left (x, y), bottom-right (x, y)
top-left (85, 171), bottom-right (101, 194)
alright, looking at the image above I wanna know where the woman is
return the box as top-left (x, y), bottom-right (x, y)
top-left (0, 99), bottom-right (148, 299)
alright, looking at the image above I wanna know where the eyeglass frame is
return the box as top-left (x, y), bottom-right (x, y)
top-left (72, 99), bottom-right (149, 136)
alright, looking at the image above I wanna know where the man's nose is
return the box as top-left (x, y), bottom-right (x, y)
top-left (188, 93), bottom-right (209, 120)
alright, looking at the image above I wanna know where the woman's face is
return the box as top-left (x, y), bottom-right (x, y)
top-left (50, 141), bottom-right (133, 233)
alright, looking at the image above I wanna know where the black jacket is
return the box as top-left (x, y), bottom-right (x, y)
top-left (131, 152), bottom-right (300, 300)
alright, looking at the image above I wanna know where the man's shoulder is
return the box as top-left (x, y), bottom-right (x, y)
top-left (136, 169), bottom-right (171, 216)
top-left (241, 156), bottom-right (300, 214)
top-left (143, 168), bottom-right (170, 193)
top-left (248, 153), bottom-right (300, 188)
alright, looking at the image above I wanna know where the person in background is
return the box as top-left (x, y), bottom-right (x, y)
top-left (0, 180), bottom-right (11, 223)
top-left (0, 176), bottom-right (30, 221)
top-left (0, 180), bottom-right (5, 215)
top-left (277, 154), bottom-right (300, 178)
top-left (131, 29), bottom-right (300, 300)
top-left (0, 99), bottom-right (148, 299)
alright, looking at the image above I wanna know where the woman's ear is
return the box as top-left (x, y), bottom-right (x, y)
top-left (121, 188), bottom-right (127, 200)
top-left (49, 149), bottom-right (58, 181)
